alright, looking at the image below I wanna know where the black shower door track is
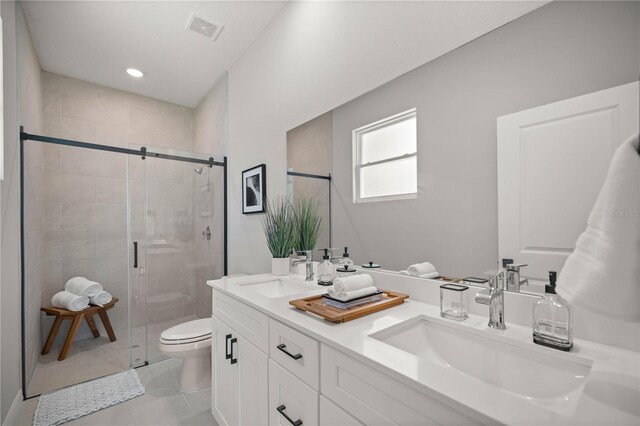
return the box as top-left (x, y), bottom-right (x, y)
top-left (19, 127), bottom-right (228, 400)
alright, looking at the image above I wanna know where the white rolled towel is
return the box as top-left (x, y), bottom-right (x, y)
top-left (328, 286), bottom-right (378, 302)
top-left (407, 262), bottom-right (436, 277)
top-left (333, 274), bottom-right (374, 293)
top-left (65, 277), bottom-right (103, 298)
top-left (419, 271), bottom-right (440, 279)
top-left (89, 291), bottom-right (113, 307)
top-left (51, 291), bottom-right (89, 312)
top-left (398, 270), bottom-right (410, 276)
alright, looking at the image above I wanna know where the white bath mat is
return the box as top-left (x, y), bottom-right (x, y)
top-left (33, 369), bottom-right (145, 426)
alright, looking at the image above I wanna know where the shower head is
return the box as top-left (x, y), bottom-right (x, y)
top-left (194, 166), bottom-right (205, 175)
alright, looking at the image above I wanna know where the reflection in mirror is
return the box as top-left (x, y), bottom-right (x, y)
top-left (286, 1), bottom-right (640, 295)
top-left (286, 111), bottom-right (332, 252)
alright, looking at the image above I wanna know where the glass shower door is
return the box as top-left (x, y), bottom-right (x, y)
top-left (132, 146), bottom-right (224, 364)
top-left (127, 149), bottom-right (148, 367)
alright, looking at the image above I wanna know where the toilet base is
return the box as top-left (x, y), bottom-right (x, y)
top-left (179, 353), bottom-right (211, 392)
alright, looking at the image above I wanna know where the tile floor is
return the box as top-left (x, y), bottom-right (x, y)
top-left (28, 315), bottom-right (199, 396)
top-left (9, 359), bottom-right (217, 426)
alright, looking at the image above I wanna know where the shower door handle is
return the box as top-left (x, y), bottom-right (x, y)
top-left (133, 242), bottom-right (138, 268)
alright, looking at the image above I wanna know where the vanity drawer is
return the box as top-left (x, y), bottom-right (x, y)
top-left (269, 359), bottom-right (318, 426)
top-left (269, 318), bottom-right (319, 390)
top-left (320, 344), bottom-right (485, 426)
top-left (213, 289), bottom-right (269, 354)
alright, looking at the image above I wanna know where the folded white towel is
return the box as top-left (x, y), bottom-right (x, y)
top-left (51, 291), bottom-right (89, 312)
top-left (327, 286), bottom-right (378, 302)
top-left (407, 262), bottom-right (436, 277)
top-left (65, 277), bottom-right (103, 298)
top-left (557, 134), bottom-right (640, 322)
top-left (333, 274), bottom-right (374, 293)
top-left (89, 291), bottom-right (113, 307)
top-left (419, 271), bottom-right (439, 279)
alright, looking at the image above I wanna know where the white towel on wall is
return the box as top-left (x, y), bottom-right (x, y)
top-left (407, 262), bottom-right (436, 277)
top-left (65, 277), bottom-right (103, 298)
top-left (52, 291), bottom-right (89, 312)
top-left (557, 134), bottom-right (640, 322)
top-left (89, 291), bottom-right (113, 307)
top-left (327, 286), bottom-right (378, 302)
top-left (332, 274), bottom-right (374, 293)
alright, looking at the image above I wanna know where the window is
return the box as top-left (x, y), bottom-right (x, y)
top-left (353, 108), bottom-right (417, 202)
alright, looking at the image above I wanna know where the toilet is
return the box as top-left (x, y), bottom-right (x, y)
top-left (159, 318), bottom-right (212, 392)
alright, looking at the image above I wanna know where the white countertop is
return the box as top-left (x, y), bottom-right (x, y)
top-left (208, 273), bottom-right (640, 425)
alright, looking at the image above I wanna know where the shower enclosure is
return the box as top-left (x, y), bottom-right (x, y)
top-left (20, 129), bottom-right (227, 398)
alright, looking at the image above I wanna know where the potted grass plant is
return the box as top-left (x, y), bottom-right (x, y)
top-left (262, 196), bottom-right (297, 276)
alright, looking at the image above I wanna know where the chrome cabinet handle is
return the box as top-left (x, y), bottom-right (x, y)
top-left (277, 344), bottom-right (302, 360)
top-left (276, 405), bottom-right (302, 426)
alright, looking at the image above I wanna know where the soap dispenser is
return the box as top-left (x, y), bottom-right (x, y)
top-left (533, 271), bottom-right (573, 351)
top-left (317, 249), bottom-right (337, 286)
top-left (340, 247), bottom-right (354, 268)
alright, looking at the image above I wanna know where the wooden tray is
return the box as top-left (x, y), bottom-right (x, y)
top-left (289, 289), bottom-right (409, 323)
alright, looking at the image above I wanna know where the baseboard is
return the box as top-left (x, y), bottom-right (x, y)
top-left (2, 390), bottom-right (23, 426)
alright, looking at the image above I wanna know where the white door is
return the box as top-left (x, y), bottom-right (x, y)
top-left (497, 82), bottom-right (639, 284)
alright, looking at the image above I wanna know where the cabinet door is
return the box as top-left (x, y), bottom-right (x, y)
top-left (238, 334), bottom-right (269, 426)
top-left (320, 395), bottom-right (362, 426)
top-left (212, 317), bottom-right (239, 426)
top-left (269, 360), bottom-right (318, 426)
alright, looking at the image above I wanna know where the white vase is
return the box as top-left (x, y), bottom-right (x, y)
top-left (271, 257), bottom-right (290, 276)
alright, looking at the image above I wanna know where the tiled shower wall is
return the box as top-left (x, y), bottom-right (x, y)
top-left (18, 6), bottom-right (44, 389)
top-left (36, 71), bottom-right (220, 350)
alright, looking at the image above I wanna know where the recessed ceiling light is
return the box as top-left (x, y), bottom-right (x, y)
top-left (126, 68), bottom-right (144, 78)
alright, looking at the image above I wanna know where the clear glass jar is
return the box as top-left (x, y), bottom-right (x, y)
top-left (440, 284), bottom-right (469, 321)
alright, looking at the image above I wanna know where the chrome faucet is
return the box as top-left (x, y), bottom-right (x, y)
top-left (291, 250), bottom-right (314, 282)
top-left (505, 263), bottom-right (528, 292)
top-left (475, 271), bottom-right (506, 330)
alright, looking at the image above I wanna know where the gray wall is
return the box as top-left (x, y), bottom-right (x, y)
top-left (332, 0), bottom-right (640, 277)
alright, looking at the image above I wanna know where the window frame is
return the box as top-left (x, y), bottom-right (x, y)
top-left (352, 108), bottom-right (417, 203)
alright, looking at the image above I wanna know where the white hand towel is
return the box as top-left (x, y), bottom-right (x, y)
top-left (89, 291), bottom-right (113, 307)
top-left (327, 286), bottom-right (378, 302)
top-left (65, 277), bottom-right (103, 298)
top-left (333, 274), bottom-right (374, 293)
top-left (419, 271), bottom-right (440, 279)
top-left (557, 134), bottom-right (640, 322)
top-left (407, 262), bottom-right (436, 277)
top-left (51, 291), bottom-right (89, 312)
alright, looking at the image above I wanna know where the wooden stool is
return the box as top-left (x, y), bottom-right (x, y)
top-left (40, 298), bottom-right (119, 361)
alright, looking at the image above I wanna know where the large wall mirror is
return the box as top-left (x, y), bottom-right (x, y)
top-left (286, 1), bottom-right (640, 295)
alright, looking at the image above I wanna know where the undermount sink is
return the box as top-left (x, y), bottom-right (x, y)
top-left (370, 315), bottom-right (592, 413)
top-left (238, 279), bottom-right (311, 298)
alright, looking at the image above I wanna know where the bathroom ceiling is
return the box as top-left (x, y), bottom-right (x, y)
top-left (21, 1), bottom-right (287, 107)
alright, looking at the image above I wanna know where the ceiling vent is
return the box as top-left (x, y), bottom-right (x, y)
top-left (186, 13), bottom-right (223, 40)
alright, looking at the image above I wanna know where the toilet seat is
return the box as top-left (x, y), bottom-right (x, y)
top-left (160, 318), bottom-right (211, 345)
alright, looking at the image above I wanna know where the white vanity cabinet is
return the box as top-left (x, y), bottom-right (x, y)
top-left (212, 304), bottom-right (269, 426)
top-left (212, 287), bottom-right (487, 426)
